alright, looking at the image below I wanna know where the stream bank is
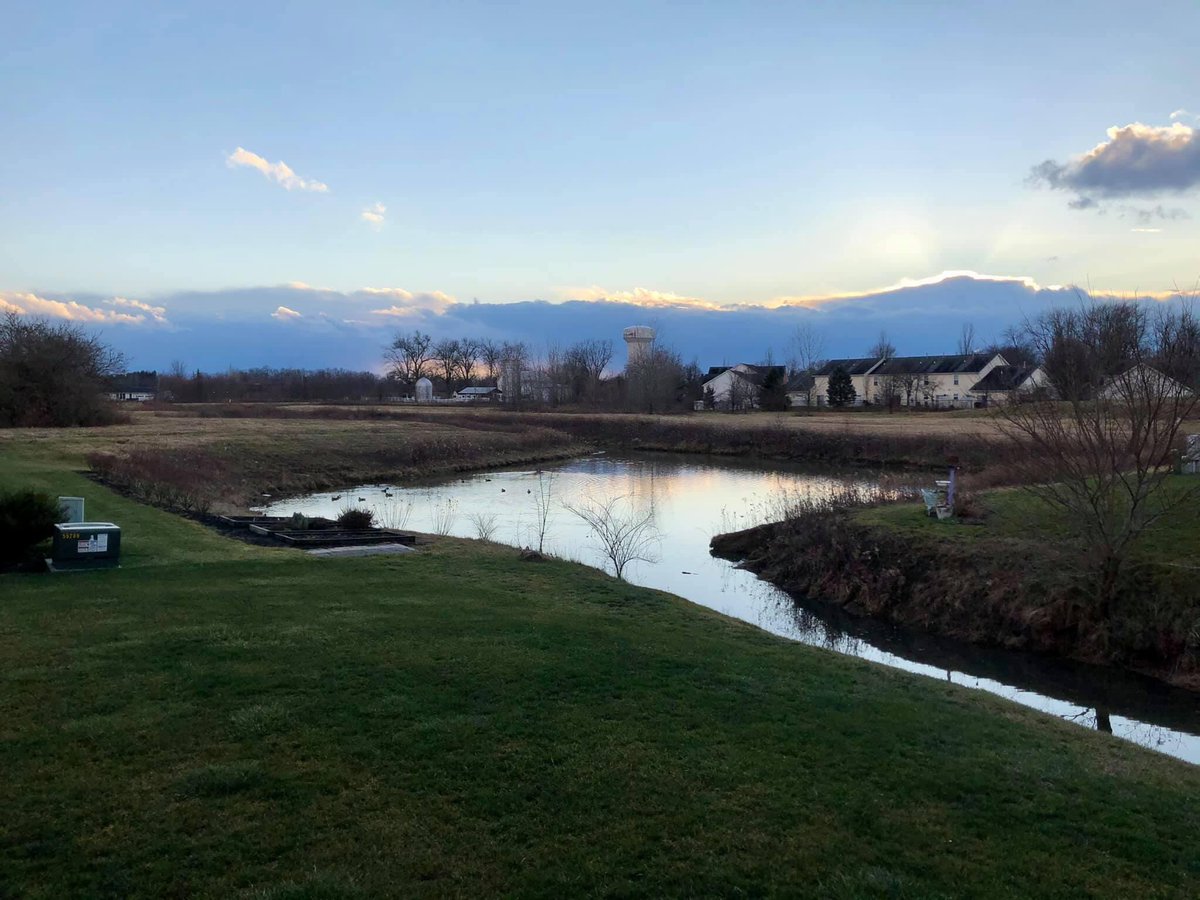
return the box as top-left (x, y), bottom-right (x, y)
top-left (711, 511), bottom-right (1200, 691)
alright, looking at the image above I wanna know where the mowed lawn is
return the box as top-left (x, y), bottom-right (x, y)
top-left (1, 448), bottom-right (1199, 898)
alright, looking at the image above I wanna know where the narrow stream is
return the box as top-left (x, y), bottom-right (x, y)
top-left (258, 452), bottom-right (1200, 764)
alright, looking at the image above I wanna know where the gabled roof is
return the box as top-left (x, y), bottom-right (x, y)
top-left (813, 357), bottom-right (883, 377)
top-left (872, 353), bottom-right (1002, 377)
top-left (786, 373), bottom-right (815, 392)
top-left (970, 365), bottom-right (1038, 393)
top-left (457, 385), bottom-right (502, 395)
top-left (702, 364), bottom-right (786, 388)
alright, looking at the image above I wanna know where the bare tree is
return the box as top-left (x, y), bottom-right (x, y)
top-left (479, 339), bottom-right (503, 382)
top-left (0, 311), bottom-right (125, 427)
top-left (500, 341), bottom-right (529, 405)
top-left (868, 330), bottom-right (896, 360)
top-left (958, 322), bottom-right (978, 355)
top-left (996, 299), bottom-right (1199, 611)
top-left (626, 344), bottom-right (685, 413)
top-left (529, 471), bottom-right (555, 554)
top-left (566, 494), bottom-right (660, 581)
top-left (456, 338), bottom-right (481, 386)
top-left (434, 338), bottom-right (460, 391)
top-left (385, 330), bottom-right (434, 383)
top-left (466, 511), bottom-right (499, 541)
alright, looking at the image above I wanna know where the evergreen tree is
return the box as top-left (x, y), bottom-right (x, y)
top-left (758, 368), bottom-right (789, 411)
top-left (827, 367), bottom-right (856, 407)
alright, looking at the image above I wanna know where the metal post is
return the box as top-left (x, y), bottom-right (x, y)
top-left (947, 466), bottom-right (957, 512)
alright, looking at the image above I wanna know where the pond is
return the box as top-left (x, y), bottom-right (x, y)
top-left (258, 452), bottom-right (1200, 764)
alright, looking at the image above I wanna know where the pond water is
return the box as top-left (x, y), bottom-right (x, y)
top-left (257, 453), bottom-right (1200, 765)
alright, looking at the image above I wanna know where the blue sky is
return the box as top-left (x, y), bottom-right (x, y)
top-left (2, 2), bottom-right (1199, 369)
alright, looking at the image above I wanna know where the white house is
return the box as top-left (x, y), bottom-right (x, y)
top-left (454, 385), bottom-right (503, 402)
top-left (813, 353), bottom-right (1008, 408)
top-left (702, 364), bottom-right (787, 410)
top-left (1097, 364), bottom-right (1195, 402)
top-left (811, 358), bottom-right (885, 406)
top-left (968, 365), bottom-right (1048, 405)
top-left (106, 371), bottom-right (159, 402)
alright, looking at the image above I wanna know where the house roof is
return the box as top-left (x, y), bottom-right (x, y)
top-left (457, 386), bottom-right (501, 395)
top-left (786, 373), bottom-right (815, 392)
top-left (108, 371), bottom-right (159, 393)
top-left (970, 365), bottom-right (1038, 393)
top-left (813, 357), bottom-right (882, 376)
top-left (702, 364), bottom-right (786, 388)
top-left (872, 353), bottom-right (1001, 377)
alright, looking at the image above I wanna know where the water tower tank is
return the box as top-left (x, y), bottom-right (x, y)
top-left (623, 326), bottom-right (655, 367)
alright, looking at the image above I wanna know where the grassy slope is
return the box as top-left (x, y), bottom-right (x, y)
top-left (2, 446), bottom-right (1199, 898)
top-left (856, 476), bottom-right (1199, 564)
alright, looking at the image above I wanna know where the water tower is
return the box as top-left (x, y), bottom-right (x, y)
top-left (623, 325), bottom-right (655, 368)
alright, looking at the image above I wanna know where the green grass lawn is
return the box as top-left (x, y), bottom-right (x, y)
top-left (2, 446), bottom-right (1199, 897)
top-left (856, 476), bottom-right (1199, 564)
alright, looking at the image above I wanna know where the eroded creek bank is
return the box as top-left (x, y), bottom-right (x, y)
top-left (710, 513), bottom-right (1200, 692)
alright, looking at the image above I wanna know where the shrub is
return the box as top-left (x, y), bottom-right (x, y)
top-left (336, 507), bottom-right (375, 529)
top-left (0, 490), bottom-right (61, 565)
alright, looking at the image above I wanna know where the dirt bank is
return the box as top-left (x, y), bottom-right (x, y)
top-left (711, 513), bottom-right (1200, 690)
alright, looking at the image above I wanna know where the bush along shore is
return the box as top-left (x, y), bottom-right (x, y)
top-left (711, 495), bottom-right (1200, 690)
top-left (84, 421), bottom-right (581, 514)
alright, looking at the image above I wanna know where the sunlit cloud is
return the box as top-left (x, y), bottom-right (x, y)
top-left (0, 290), bottom-right (162, 324)
top-left (1029, 122), bottom-right (1200, 212)
top-left (225, 147), bottom-right (330, 193)
top-left (272, 305), bottom-right (303, 320)
top-left (363, 287), bottom-right (457, 317)
top-left (107, 297), bottom-right (167, 323)
top-left (361, 202), bottom-right (386, 229)
top-left (558, 286), bottom-right (725, 310)
top-left (766, 270), bottom-right (1051, 308)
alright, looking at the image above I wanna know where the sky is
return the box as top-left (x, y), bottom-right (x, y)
top-left (2, 2), bottom-right (1199, 371)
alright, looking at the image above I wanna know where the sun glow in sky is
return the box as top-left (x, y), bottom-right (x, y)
top-left (1, 1), bottom-right (1199, 327)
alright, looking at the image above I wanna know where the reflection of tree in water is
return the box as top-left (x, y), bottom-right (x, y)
top-left (776, 597), bottom-right (864, 655)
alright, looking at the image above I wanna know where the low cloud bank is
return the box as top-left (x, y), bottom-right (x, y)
top-left (5, 274), bottom-right (1193, 373)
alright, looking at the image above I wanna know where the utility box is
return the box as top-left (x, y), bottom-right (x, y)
top-left (47, 522), bottom-right (121, 572)
top-left (57, 496), bottom-right (85, 523)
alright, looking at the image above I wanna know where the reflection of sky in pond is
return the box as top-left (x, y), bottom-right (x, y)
top-left (258, 453), bottom-right (1200, 765)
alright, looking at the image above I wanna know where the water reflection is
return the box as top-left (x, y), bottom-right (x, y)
top-left (258, 452), bottom-right (1200, 765)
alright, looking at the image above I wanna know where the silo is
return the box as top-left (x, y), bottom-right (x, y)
top-left (415, 377), bottom-right (434, 403)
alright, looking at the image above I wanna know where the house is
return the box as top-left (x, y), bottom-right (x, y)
top-left (785, 372), bottom-right (816, 407)
top-left (969, 365), bottom-right (1047, 405)
top-left (867, 353), bottom-right (1007, 408)
top-left (811, 358), bottom-right (885, 406)
top-left (106, 371), bottom-right (159, 402)
top-left (1097, 364), bottom-right (1195, 402)
top-left (454, 385), bottom-right (503, 402)
top-left (701, 364), bottom-right (787, 410)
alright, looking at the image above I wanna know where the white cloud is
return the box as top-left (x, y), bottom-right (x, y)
top-left (362, 287), bottom-right (456, 316)
top-left (361, 202), bottom-right (386, 228)
top-left (106, 296), bottom-right (167, 323)
top-left (0, 291), bottom-right (164, 324)
top-left (225, 147), bottom-right (330, 193)
top-left (1170, 108), bottom-right (1197, 122)
top-left (559, 285), bottom-right (724, 310)
top-left (272, 305), bottom-right (303, 320)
